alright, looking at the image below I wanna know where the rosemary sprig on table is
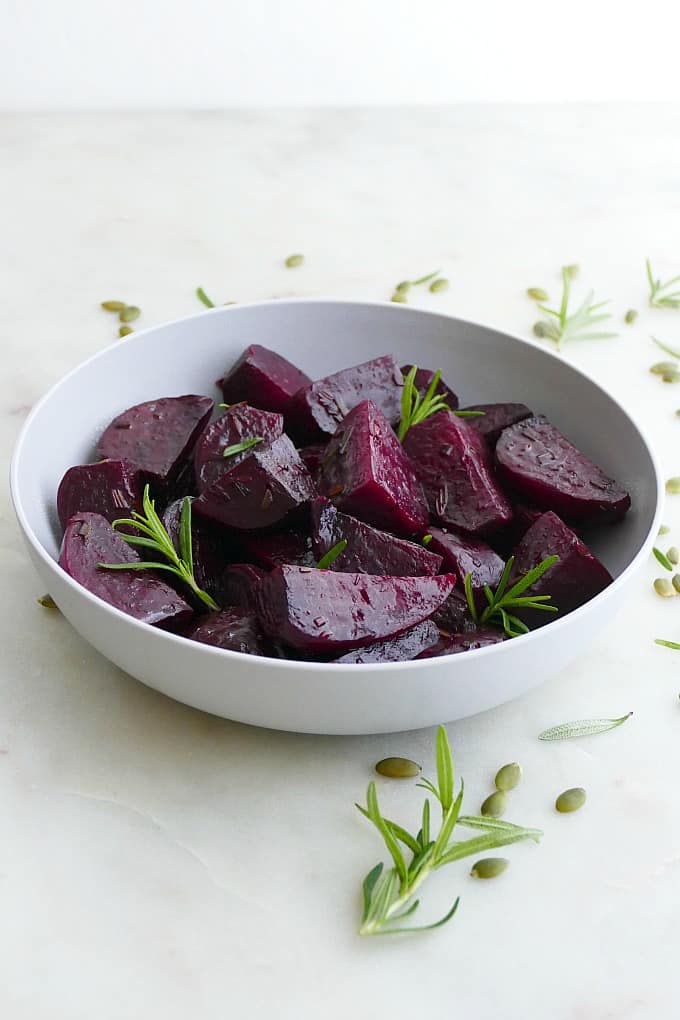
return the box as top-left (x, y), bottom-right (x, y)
top-left (646, 260), bottom-right (680, 310)
top-left (532, 267), bottom-right (616, 349)
top-left (464, 555), bottom-right (559, 638)
top-left (98, 485), bottom-right (219, 611)
top-left (397, 365), bottom-right (483, 441)
top-left (538, 712), bottom-right (632, 740)
top-left (357, 726), bottom-right (542, 936)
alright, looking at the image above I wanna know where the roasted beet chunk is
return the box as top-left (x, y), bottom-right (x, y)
top-left (57, 459), bottom-right (144, 531)
top-left (194, 435), bottom-right (316, 531)
top-left (318, 400), bottom-right (429, 537)
top-left (59, 512), bottom-right (193, 628)
top-left (417, 628), bottom-right (505, 658)
top-left (185, 608), bottom-right (270, 655)
top-left (162, 497), bottom-right (228, 604)
top-left (425, 527), bottom-right (504, 591)
top-left (298, 442), bottom-right (328, 478)
top-left (236, 529), bottom-right (315, 569)
top-left (287, 355), bottom-right (404, 442)
top-left (256, 566), bottom-right (455, 654)
top-left (462, 402), bottom-right (533, 446)
top-left (219, 564), bottom-right (266, 609)
top-left (401, 365), bottom-right (458, 410)
top-left (311, 497), bottom-right (441, 575)
top-left (333, 620), bottom-right (440, 663)
top-left (430, 589), bottom-right (478, 633)
top-left (217, 345), bottom-right (311, 414)
top-left (510, 511), bottom-right (613, 627)
top-left (194, 403), bottom-right (284, 492)
top-left (97, 395), bottom-right (213, 494)
top-left (495, 417), bottom-right (631, 524)
top-left (403, 410), bottom-right (513, 537)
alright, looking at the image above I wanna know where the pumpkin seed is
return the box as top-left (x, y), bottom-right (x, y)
top-left (119, 305), bottom-right (140, 323)
top-left (375, 756), bottom-right (421, 779)
top-left (673, 574), bottom-right (680, 594)
top-left (624, 308), bottom-right (638, 324)
top-left (37, 594), bottom-right (58, 609)
top-left (668, 547), bottom-right (680, 565)
top-left (654, 578), bottom-right (675, 598)
top-left (494, 762), bottom-right (522, 792)
top-left (395, 280), bottom-right (412, 294)
top-left (119, 325), bottom-right (133, 337)
top-left (659, 524), bottom-right (671, 535)
top-left (391, 292), bottom-right (408, 304)
top-left (429, 278), bottom-right (449, 294)
top-left (285, 253), bottom-right (304, 268)
top-left (662, 370), bottom-right (680, 383)
top-left (527, 287), bottom-right (549, 301)
top-left (532, 321), bottom-right (549, 338)
top-left (101, 300), bottom-right (127, 312)
top-left (480, 790), bottom-right (507, 818)
top-left (666, 477), bottom-right (680, 494)
top-left (555, 787), bottom-right (586, 813)
top-left (470, 857), bottom-right (509, 879)
top-left (650, 361), bottom-right (678, 375)
top-left (564, 263), bottom-right (579, 280)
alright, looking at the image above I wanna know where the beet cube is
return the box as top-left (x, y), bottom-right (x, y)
top-left (298, 442), bottom-right (328, 478)
top-left (401, 365), bottom-right (459, 409)
top-left (162, 497), bottom-right (228, 605)
top-left (57, 459), bottom-right (144, 531)
top-left (332, 620), bottom-right (440, 663)
top-left (194, 403), bottom-right (284, 493)
top-left (417, 628), bottom-right (505, 658)
top-left (236, 529), bottom-right (315, 569)
top-left (425, 527), bottom-right (505, 590)
top-left (185, 608), bottom-right (271, 655)
top-left (219, 564), bottom-right (267, 609)
top-left (461, 402), bottom-right (533, 446)
top-left (217, 344), bottom-right (311, 414)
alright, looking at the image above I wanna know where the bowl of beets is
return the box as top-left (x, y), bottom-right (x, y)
top-left (11, 300), bottom-right (661, 734)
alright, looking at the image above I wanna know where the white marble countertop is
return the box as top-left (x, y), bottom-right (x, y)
top-left (3, 107), bottom-right (680, 1019)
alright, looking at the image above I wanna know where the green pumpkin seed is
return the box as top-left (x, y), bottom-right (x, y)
top-left (285, 253), bottom-right (304, 268)
top-left (659, 524), bottom-right (671, 535)
top-left (118, 325), bottom-right (133, 337)
top-left (395, 280), bottom-right (412, 294)
top-left (470, 857), bottom-right (509, 879)
top-left (564, 263), bottom-right (579, 280)
top-left (668, 547), bottom-right (680, 565)
top-left (667, 477), bottom-right (680, 494)
top-left (532, 321), bottom-right (549, 338)
top-left (119, 305), bottom-right (141, 323)
top-left (624, 308), bottom-right (638, 324)
top-left (673, 574), bottom-right (680, 594)
top-left (662, 371), bottom-right (680, 383)
top-left (37, 594), bottom-right (58, 609)
top-left (101, 300), bottom-right (127, 312)
top-left (480, 790), bottom-right (507, 818)
top-left (654, 578), bottom-right (675, 598)
top-left (391, 292), bottom-right (408, 304)
top-left (650, 361), bottom-right (678, 375)
top-left (494, 762), bottom-right (522, 791)
top-left (429, 278), bottom-right (449, 294)
top-left (375, 756), bottom-right (421, 779)
top-left (555, 787), bottom-right (586, 813)
top-left (527, 287), bottom-right (549, 302)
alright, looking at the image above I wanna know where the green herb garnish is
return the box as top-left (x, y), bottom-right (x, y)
top-left (422, 534), bottom-right (433, 546)
top-left (222, 436), bottom-right (263, 458)
top-left (196, 286), bottom-right (215, 308)
top-left (656, 638), bottom-right (680, 650)
top-left (98, 486), bottom-right (218, 611)
top-left (397, 366), bottom-right (483, 442)
top-left (464, 555), bottom-right (559, 638)
top-left (652, 336), bottom-right (680, 359)
top-left (315, 540), bottom-right (348, 569)
top-left (532, 267), bottom-right (616, 349)
top-left (646, 259), bottom-right (680, 309)
top-left (654, 547), bottom-right (674, 571)
top-left (538, 712), bottom-right (632, 740)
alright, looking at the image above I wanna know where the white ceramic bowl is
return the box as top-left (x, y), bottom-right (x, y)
top-left (11, 300), bottom-right (662, 735)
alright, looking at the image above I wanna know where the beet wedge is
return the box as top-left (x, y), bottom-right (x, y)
top-left (403, 410), bottom-right (513, 537)
top-left (430, 589), bottom-right (478, 634)
top-left (236, 529), bottom-right (315, 569)
top-left (97, 395), bottom-right (213, 494)
top-left (495, 417), bottom-right (631, 524)
top-left (318, 400), bottom-right (429, 537)
top-left (220, 564), bottom-right (267, 609)
top-left (194, 434), bottom-right (316, 531)
top-left (401, 365), bottom-right (458, 410)
top-left (59, 512), bottom-right (193, 629)
top-left (510, 511), bottom-right (613, 628)
top-left (185, 608), bottom-right (271, 656)
top-left (462, 402), bottom-right (533, 446)
top-left (425, 527), bottom-right (505, 591)
top-left (333, 620), bottom-right (440, 663)
top-left (217, 344), bottom-right (311, 414)
top-left (287, 355), bottom-right (404, 442)
top-left (417, 628), bottom-right (505, 658)
top-left (194, 403), bottom-right (284, 493)
top-left (256, 566), bottom-right (455, 654)
top-left (311, 497), bottom-right (441, 575)
top-left (57, 459), bottom-right (144, 531)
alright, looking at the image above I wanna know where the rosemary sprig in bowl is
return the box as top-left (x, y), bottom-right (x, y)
top-left (464, 555), bottom-right (558, 638)
top-left (397, 365), bottom-right (483, 442)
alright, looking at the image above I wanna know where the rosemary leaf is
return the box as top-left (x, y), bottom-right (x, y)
top-left (647, 260), bottom-right (680, 309)
top-left (315, 540), bottom-right (348, 569)
top-left (652, 336), bottom-right (680, 360)
top-left (196, 286), bottom-right (215, 308)
top-left (532, 268), bottom-right (616, 349)
top-left (222, 436), bottom-right (264, 458)
top-left (538, 712), bottom-right (633, 740)
top-left (654, 547), bottom-right (674, 571)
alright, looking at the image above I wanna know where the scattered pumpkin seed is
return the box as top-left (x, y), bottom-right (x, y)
top-left (119, 305), bottom-right (140, 323)
top-left (374, 756), bottom-right (421, 779)
top-left (391, 292), bottom-right (408, 304)
top-left (668, 547), bottom-right (680, 565)
top-left (673, 574), bottom-right (680, 594)
top-left (555, 787), bottom-right (586, 813)
top-left (429, 278), bottom-right (449, 294)
top-left (395, 281), bottom-right (412, 294)
top-left (533, 321), bottom-right (549, 338)
top-left (564, 264), bottom-right (579, 280)
top-left (624, 309), bottom-right (638, 324)
top-left (470, 857), bottom-right (509, 879)
top-left (527, 287), bottom-right (549, 301)
top-left (36, 594), bottom-right (58, 609)
top-left (662, 370), bottom-right (680, 383)
top-left (650, 361), bottom-right (678, 375)
top-left (285, 253), bottom-right (304, 268)
top-left (480, 790), bottom-right (507, 818)
top-left (654, 578), bottom-right (675, 598)
top-left (659, 524), bottom-right (671, 535)
top-left (118, 325), bottom-right (133, 337)
top-left (494, 762), bottom-right (522, 791)
top-left (101, 300), bottom-right (127, 312)
top-left (666, 477), bottom-right (680, 494)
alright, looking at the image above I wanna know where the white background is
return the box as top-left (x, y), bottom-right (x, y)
top-left (3, 0), bottom-right (680, 109)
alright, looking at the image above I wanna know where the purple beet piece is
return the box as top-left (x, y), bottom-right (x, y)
top-left (401, 365), bottom-right (459, 410)
top-left (220, 564), bottom-right (266, 609)
top-left (425, 527), bottom-right (505, 590)
top-left (461, 402), bottom-right (533, 446)
top-left (430, 589), bottom-right (477, 633)
top-left (403, 410), bottom-right (513, 537)
top-left (510, 511), bottom-right (612, 627)
top-left (318, 400), bottom-right (429, 537)
top-left (194, 403), bottom-right (284, 493)
top-left (495, 417), bottom-right (631, 524)
top-left (57, 459), bottom-right (144, 531)
top-left (185, 608), bottom-right (270, 656)
top-left (97, 395), bottom-right (213, 494)
top-left (298, 442), bottom-right (328, 477)
top-left (217, 345), bottom-right (311, 414)
top-left (59, 512), bottom-right (193, 629)
top-left (286, 355), bottom-right (404, 442)
top-left (256, 565), bottom-right (456, 654)
top-left (194, 434), bottom-right (316, 531)
top-left (162, 497), bottom-right (228, 603)
top-left (417, 628), bottom-right (505, 658)
top-left (333, 620), bottom-right (440, 663)
top-left (237, 530), bottom-right (315, 569)
top-left (311, 497), bottom-right (441, 575)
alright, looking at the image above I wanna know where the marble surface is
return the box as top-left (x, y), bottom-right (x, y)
top-left (3, 106), bottom-right (680, 1019)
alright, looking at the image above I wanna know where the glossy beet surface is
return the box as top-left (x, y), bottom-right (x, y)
top-left (401, 365), bottom-right (459, 409)
top-left (311, 498), bottom-right (441, 575)
top-left (418, 628), bottom-right (506, 658)
top-left (318, 400), bottom-right (429, 536)
top-left (57, 459), bottom-right (144, 530)
top-left (185, 608), bottom-right (270, 655)
top-left (97, 395), bottom-right (213, 492)
top-left (161, 497), bottom-right (228, 603)
top-left (430, 589), bottom-right (477, 633)
top-left (496, 417), bottom-right (632, 524)
top-left (403, 410), bottom-right (513, 536)
top-left (194, 435), bottom-right (316, 530)
top-left (462, 402), bottom-right (533, 446)
top-left (287, 355), bottom-right (404, 442)
top-left (426, 527), bottom-right (504, 590)
top-left (194, 403), bottom-right (283, 492)
top-left (256, 566), bottom-right (456, 653)
top-left (333, 620), bottom-right (440, 663)
top-left (217, 344), bottom-right (311, 414)
top-left (59, 512), bottom-right (193, 628)
top-left (220, 564), bottom-right (266, 609)
top-left (510, 511), bottom-right (613, 627)
top-left (236, 529), bottom-right (315, 569)
top-left (298, 443), bottom-right (328, 477)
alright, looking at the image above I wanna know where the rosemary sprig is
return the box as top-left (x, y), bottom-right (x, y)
top-left (196, 286), bottom-right (215, 308)
top-left (98, 485), bottom-right (219, 611)
top-left (532, 267), bottom-right (616, 349)
top-left (357, 726), bottom-right (542, 936)
top-left (397, 365), bottom-right (482, 442)
top-left (652, 336), bottom-right (680, 359)
top-left (646, 260), bottom-right (680, 309)
top-left (315, 540), bottom-right (348, 569)
top-left (464, 555), bottom-right (559, 638)
top-left (654, 547), bottom-right (674, 572)
top-left (538, 712), bottom-right (632, 740)
top-left (222, 436), bottom-right (263, 458)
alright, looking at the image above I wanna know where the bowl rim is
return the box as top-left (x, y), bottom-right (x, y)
top-left (10, 297), bottom-right (664, 674)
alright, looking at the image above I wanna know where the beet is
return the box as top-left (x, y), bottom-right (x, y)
top-left (194, 435), bottom-right (316, 531)
top-left (161, 497), bottom-right (228, 604)
top-left (425, 527), bottom-right (505, 590)
top-left (417, 628), bottom-right (505, 658)
top-left (495, 417), bottom-right (631, 524)
top-left (318, 400), bottom-right (429, 537)
top-left (97, 395), bottom-right (213, 494)
top-left (287, 355), bottom-right (404, 442)
top-left (237, 529), bottom-right (315, 569)
top-left (403, 410), bottom-right (513, 537)
top-left (462, 402), bottom-right (533, 446)
top-left (333, 620), bottom-right (440, 663)
top-left (57, 459), bottom-right (144, 531)
top-left (401, 365), bottom-right (459, 409)
top-left (217, 344), bottom-right (311, 414)
top-left (298, 442), bottom-right (328, 477)
top-left (194, 403), bottom-right (284, 493)
top-left (311, 498), bottom-right (441, 575)
top-left (430, 589), bottom-right (477, 633)
top-left (256, 566), bottom-right (455, 654)
top-left (510, 511), bottom-right (613, 627)
top-left (59, 512), bottom-right (193, 628)
top-left (220, 564), bottom-right (266, 609)
top-left (185, 608), bottom-right (271, 655)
